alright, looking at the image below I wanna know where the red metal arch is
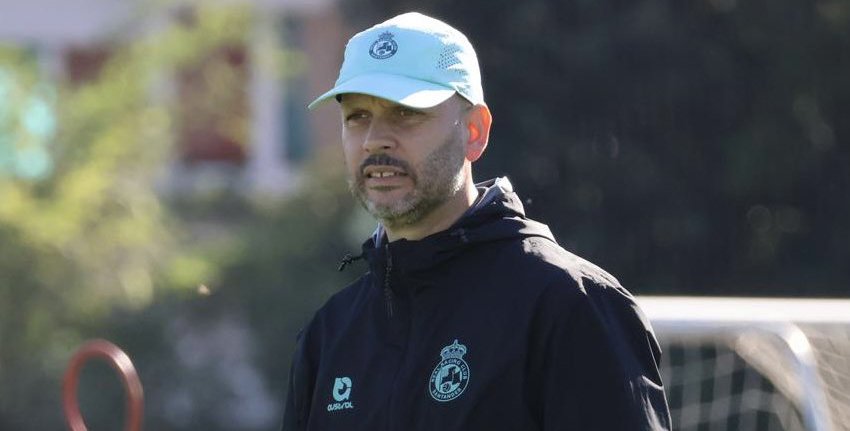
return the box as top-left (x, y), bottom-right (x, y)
top-left (61, 339), bottom-right (144, 431)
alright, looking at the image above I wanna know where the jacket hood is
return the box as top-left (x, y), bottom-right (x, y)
top-left (355, 177), bottom-right (556, 290)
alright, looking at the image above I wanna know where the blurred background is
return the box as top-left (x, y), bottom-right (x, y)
top-left (0, 0), bottom-right (847, 430)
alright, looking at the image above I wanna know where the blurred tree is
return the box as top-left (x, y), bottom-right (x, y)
top-left (345, 0), bottom-right (850, 296)
top-left (0, 5), bottom-right (258, 430)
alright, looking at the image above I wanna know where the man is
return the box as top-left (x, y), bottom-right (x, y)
top-left (282, 12), bottom-right (671, 431)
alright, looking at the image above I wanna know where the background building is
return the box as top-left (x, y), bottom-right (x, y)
top-left (0, 0), bottom-right (348, 198)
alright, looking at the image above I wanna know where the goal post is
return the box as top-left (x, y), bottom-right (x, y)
top-left (636, 296), bottom-right (850, 431)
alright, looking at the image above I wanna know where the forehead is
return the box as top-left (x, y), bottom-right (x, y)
top-left (338, 93), bottom-right (402, 109)
top-left (338, 93), bottom-right (469, 113)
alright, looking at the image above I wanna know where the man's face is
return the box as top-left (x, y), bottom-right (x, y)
top-left (340, 94), bottom-right (469, 229)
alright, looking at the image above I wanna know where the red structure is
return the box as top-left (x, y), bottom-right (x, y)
top-left (62, 339), bottom-right (144, 431)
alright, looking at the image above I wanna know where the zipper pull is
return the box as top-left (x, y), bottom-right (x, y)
top-left (338, 252), bottom-right (364, 272)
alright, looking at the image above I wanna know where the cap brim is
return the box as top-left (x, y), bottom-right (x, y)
top-left (307, 73), bottom-right (457, 110)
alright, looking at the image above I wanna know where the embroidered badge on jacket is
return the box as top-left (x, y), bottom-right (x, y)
top-left (429, 339), bottom-right (470, 402)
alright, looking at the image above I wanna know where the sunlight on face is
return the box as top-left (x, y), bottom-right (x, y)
top-left (340, 94), bottom-right (469, 229)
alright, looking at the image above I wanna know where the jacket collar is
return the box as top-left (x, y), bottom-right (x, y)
top-left (355, 177), bottom-right (555, 294)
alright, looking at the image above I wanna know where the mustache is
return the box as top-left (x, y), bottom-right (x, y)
top-left (359, 154), bottom-right (412, 175)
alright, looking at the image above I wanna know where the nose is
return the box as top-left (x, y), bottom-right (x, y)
top-left (362, 117), bottom-right (396, 153)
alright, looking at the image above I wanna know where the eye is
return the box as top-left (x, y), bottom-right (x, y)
top-left (344, 111), bottom-right (370, 125)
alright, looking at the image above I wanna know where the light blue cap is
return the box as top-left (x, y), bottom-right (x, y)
top-left (307, 12), bottom-right (485, 109)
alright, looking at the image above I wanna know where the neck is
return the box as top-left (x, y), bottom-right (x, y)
top-left (383, 178), bottom-right (478, 242)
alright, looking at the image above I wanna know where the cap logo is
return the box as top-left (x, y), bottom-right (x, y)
top-left (369, 32), bottom-right (398, 59)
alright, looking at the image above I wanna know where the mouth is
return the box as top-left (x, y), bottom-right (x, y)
top-left (363, 166), bottom-right (409, 179)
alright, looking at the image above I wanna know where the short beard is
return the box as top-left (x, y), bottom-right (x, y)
top-left (349, 129), bottom-right (466, 230)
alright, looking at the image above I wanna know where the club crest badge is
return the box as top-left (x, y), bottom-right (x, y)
top-left (429, 339), bottom-right (470, 402)
top-left (369, 32), bottom-right (398, 59)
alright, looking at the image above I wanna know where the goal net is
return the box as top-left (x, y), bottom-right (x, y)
top-left (636, 296), bottom-right (850, 431)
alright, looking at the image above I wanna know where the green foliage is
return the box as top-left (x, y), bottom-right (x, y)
top-left (0, 5), bottom-right (261, 429)
top-left (0, 3), bottom-right (361, 428)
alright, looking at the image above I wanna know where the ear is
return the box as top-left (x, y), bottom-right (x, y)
top-left (465, 105), bottom-right (492, 163)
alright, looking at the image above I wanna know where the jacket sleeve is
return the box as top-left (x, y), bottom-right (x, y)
top-left (535, 280), bottom-right (672, 431)
top-left (281, 329), bottom-right (315, 431)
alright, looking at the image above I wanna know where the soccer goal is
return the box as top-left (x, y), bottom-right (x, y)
top-left (636, 296), bottom-right (850, 431)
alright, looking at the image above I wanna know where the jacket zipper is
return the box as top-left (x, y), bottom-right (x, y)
top-left (384, 244), bottom-right (394, 318)
top-left (383, 243), bottom-right (405, 431)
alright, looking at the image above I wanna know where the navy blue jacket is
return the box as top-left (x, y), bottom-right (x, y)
top-left (282, 177), bottom-right (671, 431)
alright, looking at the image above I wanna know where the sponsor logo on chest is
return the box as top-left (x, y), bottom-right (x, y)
top-left (327, 377), bottom-right (354, 412)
